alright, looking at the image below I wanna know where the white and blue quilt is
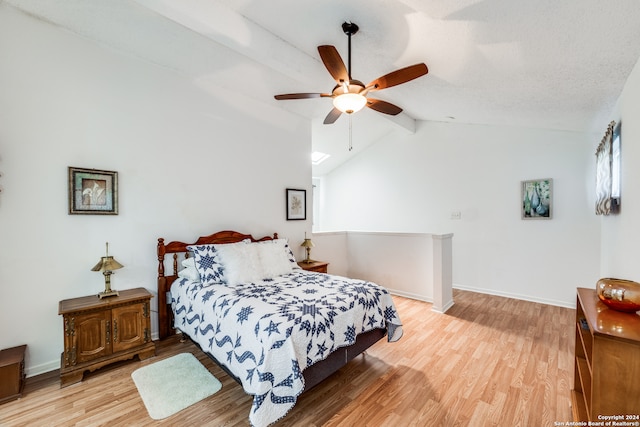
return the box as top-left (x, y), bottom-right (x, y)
top-left (171, 270), bottom-right (403, 427)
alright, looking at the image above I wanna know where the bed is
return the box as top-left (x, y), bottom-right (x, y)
top-left (156, 230), bottom-right (403, 427)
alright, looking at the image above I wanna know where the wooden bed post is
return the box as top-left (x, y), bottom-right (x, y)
top-left (157, 238), bottom-right (170, 340)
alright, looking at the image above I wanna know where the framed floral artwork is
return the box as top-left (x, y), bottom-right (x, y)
top-left (68, 167), bottom-right (118, 215)
top-left (286, 188), bottom-right (306, 220)
top-left (521, 178), bottom-right (552, 220)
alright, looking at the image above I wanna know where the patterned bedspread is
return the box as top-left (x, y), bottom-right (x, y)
top-left (171, 270), bottom-right (403, 427)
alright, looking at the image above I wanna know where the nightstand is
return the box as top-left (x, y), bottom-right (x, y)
top-left (58, 287), bottom-right (156, 387)
top-left (0, 345), bottom-right (26, 404)
top-left (297, 260), bottom-right (329, 273)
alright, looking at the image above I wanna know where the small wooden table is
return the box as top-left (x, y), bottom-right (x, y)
top-left (297, 260), bottom-right (329, 273)
top-left (58, 288), bottom-right (156, 387)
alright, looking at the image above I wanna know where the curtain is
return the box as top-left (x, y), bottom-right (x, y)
top-left (595, 121), bottom-right (616, 215)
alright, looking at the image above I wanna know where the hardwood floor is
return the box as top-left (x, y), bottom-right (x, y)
top-left (0, 290), bottom-right (575, 426)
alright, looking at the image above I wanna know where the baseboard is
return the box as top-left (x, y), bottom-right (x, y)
top-left (26, 359), bottom-right (60, 379)
top-left (432, 300), bottom-right (455, 314)
top-left (387, 289), bottom-right (432, 303)
top-left (389, 284), bottom-right (576, 309)
top-left (452, 284), bottom-right (576, 309)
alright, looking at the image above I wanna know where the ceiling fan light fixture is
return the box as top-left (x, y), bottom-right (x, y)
top-left (333, 93), bottom-right (367, 114)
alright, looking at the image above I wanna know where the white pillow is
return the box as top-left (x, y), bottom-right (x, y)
top-left (255, 239), bottom-right (294, 279)
top-left (178, 258), bottom-right (201, 282)
top-left (215, 242), bottom-right (263, 285)
top-left (181, 257), bottom-right (196, 269)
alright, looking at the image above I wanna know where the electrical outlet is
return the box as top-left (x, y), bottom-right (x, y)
top-left (450, 211), bottom-right (462, 220)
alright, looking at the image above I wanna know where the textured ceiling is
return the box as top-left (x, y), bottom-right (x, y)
top-left (5, 0), bottom-right (640, 175)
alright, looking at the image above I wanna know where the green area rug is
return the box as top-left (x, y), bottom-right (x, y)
top-left (131, 352), bottom-right (222, 420)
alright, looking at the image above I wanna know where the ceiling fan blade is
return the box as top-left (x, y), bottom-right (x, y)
top-left (318, 45), bottom-right (349, 83)
top-left (323, 107), bottom-right (342, 124)
top-left (367, 63), bottom-right (428, 91)
top-left (274, 93), bottom-right (330, 100)
top-left (366, 98), bottom-right (403, 115)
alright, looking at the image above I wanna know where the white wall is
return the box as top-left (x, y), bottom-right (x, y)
top-left (312, 231), bottom-right (453, 308)
top-left (318, 121), bottom-right (601, 307)
top-left (309, 231), bottom-right (349, 276)
top-left (0, 6), bottom-right (312, 376)
top-left (600, 55), bottom-right (640, 279)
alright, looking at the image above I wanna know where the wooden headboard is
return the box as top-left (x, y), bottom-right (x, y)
top-left (156, 230), bottom-right (278, 340)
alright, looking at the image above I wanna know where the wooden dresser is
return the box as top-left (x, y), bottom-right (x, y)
top-left (297, 260), bottom-right (329, 273)
top-left (572, 287), bottom-right (640, 420)
top-left (58, 287), bottom-right (156, 387)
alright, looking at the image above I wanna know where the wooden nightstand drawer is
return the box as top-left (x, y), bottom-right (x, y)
top-left (0, 345), bottom-right (26, 404)
top-left (298, 261), bottom-right (329, 273)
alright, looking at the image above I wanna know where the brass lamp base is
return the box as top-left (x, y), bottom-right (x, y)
top-left (98, 271), bottom-right (119, 299)
top-left (98, 290), bottom-right (119, 299)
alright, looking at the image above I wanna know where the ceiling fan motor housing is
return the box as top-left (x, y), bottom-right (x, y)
top-left (342, 22), bottom-right (359, 36)
top-left (332, 80), bottom-right (365, 95)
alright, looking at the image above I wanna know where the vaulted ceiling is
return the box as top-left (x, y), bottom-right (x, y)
top-left (6, 0), bottom-right (640, 175)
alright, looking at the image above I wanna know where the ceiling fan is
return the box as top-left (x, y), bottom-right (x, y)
top-left (274, 22), bottom-right (428, 124)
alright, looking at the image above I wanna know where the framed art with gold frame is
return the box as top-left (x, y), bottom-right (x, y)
top-left (68, 167), bottom-right (118, 215)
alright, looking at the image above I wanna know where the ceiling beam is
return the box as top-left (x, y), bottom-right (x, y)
top-left (132, 0), bottom-right (325, 84)
top-left (385, 112), bottom-right (416, 133)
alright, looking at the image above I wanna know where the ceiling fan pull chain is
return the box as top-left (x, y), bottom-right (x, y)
top-left (349, 115), bottom-right (353, 151)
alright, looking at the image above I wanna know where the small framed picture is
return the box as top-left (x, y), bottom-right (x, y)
top-left (68, 167), bottom-right (118, 215)
top-left (522, 178), bottom-right (552, 219)
top-left (286, 188), bottom-right (306, 220)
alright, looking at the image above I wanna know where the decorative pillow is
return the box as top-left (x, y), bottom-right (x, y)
top-left (187, 243), bottom-right (230, 285)
top-left (215, 242), bottom-right (263, 285)
top-left (255, 239), bottom-right (294, 278)
top-left (177, 257), bottom-right (201, 282)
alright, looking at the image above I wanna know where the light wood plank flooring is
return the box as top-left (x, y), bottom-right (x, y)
top-left (0, 290), bottom-right (575, 426)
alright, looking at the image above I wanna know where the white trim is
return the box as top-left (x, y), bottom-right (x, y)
top-left (388, 289), bottom-right (432, 303)
top-left (453, 284), bottom-right (576, 309)
top-left (432, 300), bottom-right (455, 314)
top-left (26, 360), bottom-right (60, 378)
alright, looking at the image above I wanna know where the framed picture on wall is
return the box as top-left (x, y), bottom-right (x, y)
top-left (68, 167), bottom-right (118, 215)
top-left (521, 178), bottom-right (552, 219)
top-left (286, 188), bottom-right (306, 220)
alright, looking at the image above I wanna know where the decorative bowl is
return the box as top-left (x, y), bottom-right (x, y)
top-left (596, 278), bottom-right (640, 313)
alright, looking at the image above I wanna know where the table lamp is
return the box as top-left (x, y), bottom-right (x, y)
top-left (91, 242), bottom-right (123, 299)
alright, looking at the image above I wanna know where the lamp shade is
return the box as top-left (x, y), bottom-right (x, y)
top-left (91, 256), bottom-right (124, 272)
top-left (333, 93), bottom-right (367, 114)
top-left (300, 238), bottom-right (315, 249)
top-left (91, 242), bottom-right (123, 272)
